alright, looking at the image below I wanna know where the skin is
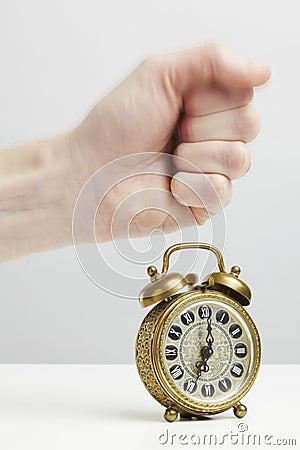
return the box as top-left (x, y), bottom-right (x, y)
top-left (0, 44), bottom-right (271, 262)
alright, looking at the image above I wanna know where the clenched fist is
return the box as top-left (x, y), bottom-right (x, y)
top-left (69, 44), bottom-right (270, 241)
top-left (0, 44), bottom-right (271, 262)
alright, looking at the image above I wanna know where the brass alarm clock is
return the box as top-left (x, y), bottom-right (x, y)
top-left (135, 242), bottom-right (260, 422)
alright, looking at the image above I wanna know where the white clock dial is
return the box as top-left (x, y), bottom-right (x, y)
top-left (162, 298), bottom-right (255, 405)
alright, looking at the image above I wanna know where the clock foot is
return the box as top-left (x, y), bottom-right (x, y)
top-left (164, 406), bottom-right (178, 422)
top-left (233, 402), bottom-right (247, 418)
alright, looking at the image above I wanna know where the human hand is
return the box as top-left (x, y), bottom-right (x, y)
top-left (0, 44), bottom-right (271, 262)
top-left (68, 44), bottom-right (270, 243)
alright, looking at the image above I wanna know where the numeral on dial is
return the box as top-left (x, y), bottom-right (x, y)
top-left (183, 378), bottom-right (197, 394)
top-left (165, 345), bottom-right (178, 361)
top-left (230, 363), bottom-right (244, 378)
top-left (218, 377), bottom-right (232, 392)
top-left (201, 383), bottom-right (215, 398)
top-left (234, 343), bottom-right (247, 358)
top-left (198, 305), bottom-right (212, 319)
top-left (168, 325), bottom-right (182, 341)
top-left (229, 323), bottom-right (242, 339)
top-left (181, 310), bottom-right (195, 326)
top-left (170, 364), bottom-right (184, 380)
top-left (216, 309), bottom-right (229, 325)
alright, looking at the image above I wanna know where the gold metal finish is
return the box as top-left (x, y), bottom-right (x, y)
top-left (164, 407), bottom-right (178, 422)
top-left (203, 270), bottom-right (251, 306)
top-left (139, 272), bottom-right (198, 308)
top-left (136, 241), bottom-right (258, 420)
top-left (147, 266), bottom-right (158, 277)
top-left (135, 289), bottom-right (260, 418)
top-left (230, 266), bottom-right (241, 277)
top-left (161, 242), bottom-right (226, 274)
top-left (233, 402), bottom-right (247, 418)
top-left (139, 242), bottom-right (251, 307)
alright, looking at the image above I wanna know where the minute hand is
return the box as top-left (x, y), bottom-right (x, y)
top-left (195, 317), bottom-right (214, 380)
top-left (205, 316), bottom-right (214, 357)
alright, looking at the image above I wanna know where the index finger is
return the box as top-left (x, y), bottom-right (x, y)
top-left (167, 43), bottom-right (271, 91)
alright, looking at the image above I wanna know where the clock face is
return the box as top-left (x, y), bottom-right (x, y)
top-left (159, 294), bottom-right (259, 407)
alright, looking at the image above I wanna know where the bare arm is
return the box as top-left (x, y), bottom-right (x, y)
top-left (0, 44), bottom-right (271, 263)
top-left (0, 136), bottom-right (73, 262)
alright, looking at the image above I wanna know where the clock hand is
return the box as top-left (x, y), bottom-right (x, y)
top-left (195, 316), bottom-right (214, 381)
top-left (195, 351), bottom-right (210, 381)
top-left (205, 316), bottom-right (214, 357)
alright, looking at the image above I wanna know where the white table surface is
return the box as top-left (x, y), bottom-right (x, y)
top-left (0, 364), bottom-right (298, 450)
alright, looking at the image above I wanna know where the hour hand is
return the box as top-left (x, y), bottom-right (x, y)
top-left (195, 344), bottom-right (214, 379)
top-left (195, 361), bottom-right (208, 381)
top-left (195, 353), bottom-right (209, 381)
top-left (195, 359), bottom-right (209, 373)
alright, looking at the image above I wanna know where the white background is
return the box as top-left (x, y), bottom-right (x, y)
top-left (0, 0), bottom-right (299, 363)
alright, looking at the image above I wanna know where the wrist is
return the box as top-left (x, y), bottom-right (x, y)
top-left (67, 124), bottom-right (113, 244)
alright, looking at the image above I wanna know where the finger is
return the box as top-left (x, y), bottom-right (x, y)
top-left (183, 84), bottom-right (253, 117)
top-left (167, 43), bottom-right (271, 90)
top-left (171, 171), bottom-right (232, 215)
top-left (174, 141), bottom-right (250, 180)
top-left (180, 106), bottom-right (260, 143)
top-left (188, 207), bottom-right (210, 226)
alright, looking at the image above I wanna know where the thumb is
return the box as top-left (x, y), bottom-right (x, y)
top-left (167, 44), bottom-right (271, 90)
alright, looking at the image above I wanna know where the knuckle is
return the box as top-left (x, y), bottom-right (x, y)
top-left (193, 208), bottom-right (209, 225)
top-left (223, 142), bottom-right (251, 178)
top-left (207, 42), bottom-right (226, 58)
top-left (208, 174), bottom-right (232, 208)
top-left (233, 106), bottom-right (260, 142)
top-left (171, 177), bottom-right (190, 206)
top-left (142, 54), bottom-right (164, 72)
top-left (240, 88), bottom-right (254, 105)
top-left (211, 173), bottom-right (226, 198)
top-left (173, 144), bottom-right (200, 172)
top-left (206, 42), bottom-right (228, 72)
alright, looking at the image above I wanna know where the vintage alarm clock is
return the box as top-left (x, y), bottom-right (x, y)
top-left (135, 242), bottom-right (260, 422)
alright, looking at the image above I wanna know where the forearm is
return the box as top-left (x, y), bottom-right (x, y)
top-left (0, 136), bottom-right (74, 263)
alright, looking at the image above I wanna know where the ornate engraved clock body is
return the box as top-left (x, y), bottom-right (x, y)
top-left (135, 242), bottom-right (260, 422)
